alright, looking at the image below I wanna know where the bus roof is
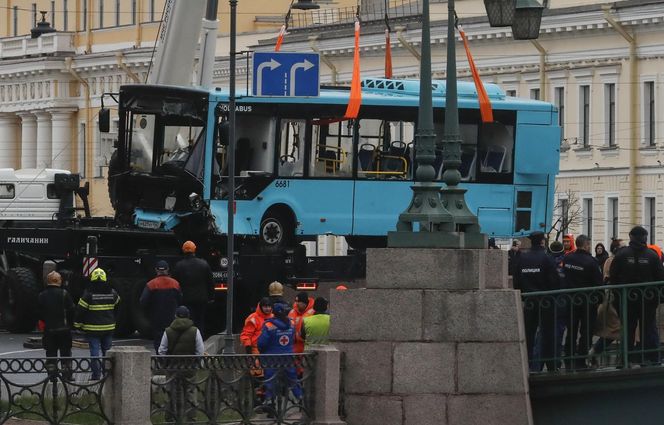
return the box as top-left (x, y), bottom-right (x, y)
top-left (209, 77), bottom-right (555, 112)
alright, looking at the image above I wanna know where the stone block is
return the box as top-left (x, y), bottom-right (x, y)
top-left (330, 289), bottom-right (422, 341)
top-left (457, 342), bottom-right (529, 394)
top-left (483, 249), bottom-right (508, 289)
top-left (448, 394), bottom-right (533, 425)
top-left (335, 342), bottom-right (393, 394)
top-left (404, 394), bottom-right (447, 425)
top-left (108, 346), bottom-right (152, 425)
top-left (365, 248), bottom-right (487, 290)
top-left (393, 343), bottom-right (456, 394)
top-left (345, 395), bottom-right (403, 425)
top-left (423, 290), bottom-right (524, 343)
top-left (310, 345), bottom-right (346, 425)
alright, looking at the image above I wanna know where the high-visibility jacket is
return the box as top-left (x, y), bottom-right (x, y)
top-left (74, 283), bottom-right (120, 335)
top-left (288, 298), bottom-right (314, 353)
top-left (240, 304), bottom-right (273, 350)
top-left (303, 313), bottom-right (330, 349)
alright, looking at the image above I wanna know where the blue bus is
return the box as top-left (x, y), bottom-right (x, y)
top-left (111, 78), bottom-right (560, 250)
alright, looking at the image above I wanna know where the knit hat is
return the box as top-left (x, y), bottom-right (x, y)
top-left (295, 292), bottom-right (309, 304)
top-left (155, 260), bottom-right (169, 272)
top-left (549, 241), bottom-right (564, 254)
top-left (175, 306), bottom-right (190, 318)
top-left (273, 302), bottom-right (290, 316)
top-left (313, 297), bottom-right (328, 313)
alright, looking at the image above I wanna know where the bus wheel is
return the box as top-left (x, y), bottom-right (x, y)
top-left (0, 267), bottom-right (40, 333)
top-left (260, 212), bottom-right (294, 250)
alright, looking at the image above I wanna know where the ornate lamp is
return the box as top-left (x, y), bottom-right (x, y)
top-left (512, 0), bottom-right (544, 40)
top-left (483, 0), bottom-right (516, 27)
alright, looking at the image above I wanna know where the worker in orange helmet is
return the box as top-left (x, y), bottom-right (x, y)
top-left (172, 240), bottom-right (214, 336)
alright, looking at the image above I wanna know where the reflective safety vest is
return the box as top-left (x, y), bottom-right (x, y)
top-left (74, 287), bottom-right (120, 334)
top-left (303, 313), bottom-right (330, 349)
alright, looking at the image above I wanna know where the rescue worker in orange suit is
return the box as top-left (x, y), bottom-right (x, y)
top-left (241, 297), bottom-right (273, 356)
top-left (288, 292), bottom-right (315, 355)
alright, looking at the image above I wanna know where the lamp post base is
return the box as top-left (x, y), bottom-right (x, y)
top-left (439, 185), bottom-right (487, 249)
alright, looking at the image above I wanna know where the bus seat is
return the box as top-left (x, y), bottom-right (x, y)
top-left (389, 141), bottom-right (407, 155)
top-left (460, 148), bottom-right (477, 181)
top-left (383, 141), bottom-right (407, 174)
top-left (318, 149), bottom-right (337, 174)
top-left (358, 143), bottom-right (376, 171)
top-left (481, 145), bottom-right (506, 173)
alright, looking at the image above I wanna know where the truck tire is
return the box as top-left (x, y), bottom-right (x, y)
top-left (0, 267), bottom-right (40, 333)
top-left (131, 279), bottom-right (152, 339)
top-left (112, 277), bottom-right (136, 337)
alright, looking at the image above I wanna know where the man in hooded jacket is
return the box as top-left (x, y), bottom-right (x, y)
top-left (610, 226), bottom-right (664, 363)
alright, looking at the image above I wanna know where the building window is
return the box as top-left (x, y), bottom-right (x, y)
top-left (51, 1), bottom-right (55, 28)
top-left (555, 87), bottom-right (565, 140)
top-left (506, 89), bottom-right (516, 97)
top-left (83, 0), bottom-right (87, 30)
top-left (115, 0), bottom-right (121, 26)
top-left (560, 198), bottom-right (569, 235)
top-left (605, 83), bottom-right (616, 147)
top-left (530, 88), bottom-right (540, 100)
top-left (150, 0), bottom-right (156, 21)
top-left (99, 0), bottom-right (104, 28)
top-left (583, 198), bottom-right (593, 240)
top-left (608, 197), bottom-right (619, 241)
top-left (645, 197), bottom-right (656, 244)
top-left (32, 3), bottom-right (37, 26)
top-left (579, 85), bottom-right (590, 147)
top-left (132, 0), bottom-right (137, 25)
top-left (64, 0), bottom-right (68, 30)
top-left (645, 81), bottom-right (656, 146)
top-left (13, 6), bottom-right (18, 36)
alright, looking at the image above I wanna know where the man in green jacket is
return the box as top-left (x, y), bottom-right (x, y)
top-left (302, 297), bottom-right (330, 350)
top-left (158, 306), bottom-right (204, 355)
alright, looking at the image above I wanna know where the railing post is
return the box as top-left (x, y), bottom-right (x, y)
top-left (310, 346), bottom-right (346, 425)
top-left (621, 287), bottom-right (629, 369)
top-left (107, 346), bottom-right (152, 425)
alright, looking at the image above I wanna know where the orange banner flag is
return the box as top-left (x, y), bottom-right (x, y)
top-left (459, 28), bottom-right (493, 123)
top-left (344, 20), bottom-right (362, 119)
top-left (275, 25), bottom-right (286, 52)
top-left (385, 29), bottom-right (393, 79)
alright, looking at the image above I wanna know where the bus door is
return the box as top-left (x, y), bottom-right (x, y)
top-left (294, 120), bottom-right (354, 236)
top-left (352, 119), bottom-right (414, 235)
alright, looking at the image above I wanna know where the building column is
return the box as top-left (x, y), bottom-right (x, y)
top-left (17, 112), bottom-right (37, 169)
top-left (49, 108), bottom-right (76, 171)
top-left (0, 113), bottom-right (20, 168)
top-left (33, 110), bottom-right (52, 169)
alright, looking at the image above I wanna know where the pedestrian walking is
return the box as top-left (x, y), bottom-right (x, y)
top-left (302, 297), bottom-right (330, 349)
top-left (74, 268), bottom-right (120, 380)
top-left (257, 303), bottom-right (302, 404)
top-left (594, 243), bottom-right (609, 272)
top-left (513, 231), bottom-right (560, 372)
top-left (288, 292), bottom-right (315, 355)
top-left (172, 241), bottom-right (214, 335)
top-left (140, 260), bottom-right (182, 353)
top-left (610, 226), bottom-right (664, 364)
top-left (268, 281), bottom-right (286, 305)
top-left (561, 235), bottom-right (603, 369)
top-left (38, 271), bottom-right (75, 378)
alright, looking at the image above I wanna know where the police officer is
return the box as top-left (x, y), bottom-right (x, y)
top-left (561, 234), bottom-right (603, 369)
top-left (513, 231), bottom-right (560, 372)
top-left (610, 226), bottom-right (664, 363)
top-left (74, 268), bottom-right (120, 380)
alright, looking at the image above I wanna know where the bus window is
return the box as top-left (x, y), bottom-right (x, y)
top-left (129, 113), bottom-right (155, 172)
top-left (438, 123), bottom-right (479, 182)
top-left (478, 122), bottom-right (514, 178)
top-left (219, 115), bottom-right (276, 177)
top-left (358, 119), bottom-right (413, 180)
top-left (310, 121), bottom-right (353, 178)
top-left (279, 120), bottom-right (305, 177)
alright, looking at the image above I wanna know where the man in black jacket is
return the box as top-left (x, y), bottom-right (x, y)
top-left (513, 231), bottom-right (560, 371)
top-left (610, 226), bottom-right (664, 363)
top-left (38, 271), bottom-right (75, 377)
top-left (140, 260), bottom-right (182, 353)
top-left (172, 241), bottom-right (214, 335)
top-left (562, 234), bottom-right (603, 369)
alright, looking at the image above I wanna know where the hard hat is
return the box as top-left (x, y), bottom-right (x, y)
top-left (90, 268), bottom-right (107, 282)
top-left (268, 281), bottom-right (283, 296)
top-left (335, 284), bottom-right (348, 291)
top-left (46, 271), bottom-right (62, 285)
top-left (182, 241), bottom-right (197, 254)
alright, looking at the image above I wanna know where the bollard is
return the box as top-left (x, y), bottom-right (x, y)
top-left (107, 346), bottom-right (152, 425)
top-left (310, 345), bottom-right (346, 425)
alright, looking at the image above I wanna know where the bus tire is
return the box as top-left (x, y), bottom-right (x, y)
top-left (0, 267), bottom-right (40, 333)
top-left (259, 211), bottom-right (294, 250)
top-left (130, 279), bottom-right (153, 339)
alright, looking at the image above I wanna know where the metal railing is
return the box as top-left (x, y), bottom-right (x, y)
top-left (150, 354), bottom-right (316, 424)
top-left (289, 0), bottom-right (421, 29)
top-left (0, 357), bottom-right (112, 424)
top-left (522, 281), bottom-right (664, 374)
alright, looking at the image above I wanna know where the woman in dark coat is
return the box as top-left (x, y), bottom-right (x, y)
top-left (594, 243), bottom-right (609, 271)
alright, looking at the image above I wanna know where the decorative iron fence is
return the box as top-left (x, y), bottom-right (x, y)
top-left (151, 354), bottom-right (316, 425)
top-left (0, 357), bottom-right (112, 425)
top-left (290, 0), bottom-right (421, 29)
top-left (522, 281), bottom-right (664, 373)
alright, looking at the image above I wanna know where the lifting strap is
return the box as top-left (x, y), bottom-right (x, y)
top-left (275, 0), bottom-right (295, 51)
top-left (384, 0), bottom-right (393, 78)
top-left (344, 10), bottom-right (362, 119)
top-left (457, 19), bottom-right (493, 123)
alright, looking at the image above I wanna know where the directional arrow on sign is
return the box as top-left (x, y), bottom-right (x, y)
top-left (289, 59), bottom-right (315, 96)
top-left (255, 59), bottom-right (281, 96)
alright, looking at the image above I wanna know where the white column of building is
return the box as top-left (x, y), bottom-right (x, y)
top-left (49, 108), bottom-right (76, 171)
top-left (33, 110), bottom-right (52, 169)
top-left (0, 113), bottom-right (20, 168)
top-left (17, 112), bottom-right (37, 169)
